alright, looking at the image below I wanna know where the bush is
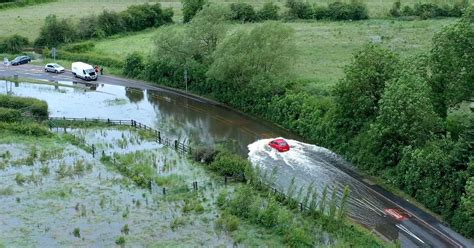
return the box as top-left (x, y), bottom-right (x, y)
top-left (62, 41), bottom-right (95, 53)
top-left (0, 122), bottom-right (50, 136)
top-left (0, 107), bottom-right (21, 122)
top-left (230, 3), bottom-right (257, 23)
top-left (191, 147), bottom-right (218, 164)
top-left (0, 94), bottom-right (48, 120)
top-left (121, 3), bottom-right (173, 31)
top-left (215, 212), bottom-right (240, 232)
top-left (97, 10), bottom-right (125, 36)
top-left (34, 14), bottom-right (76, 47)
top-left (209, 151), bottom-right (250, 178)
top-left (0, 35), bottom-right (29, 53)
top-left (182, 0), bottom-right (207, 23)
top-left (257, 2), bottom-right (280, 21)
top-left (285, 0), bottom-right (313, 19)
top-left (123, 52), bottom-right (144, 78)
top-left (389, 1), bottom-right (401, 17)
top-left (58, 50), bottom-right (124, 68)
top-left (326, 1), bottom-right (368, 21)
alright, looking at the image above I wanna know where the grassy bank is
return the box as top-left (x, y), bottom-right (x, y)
top-left (80, 18), bottom-right (454, 89)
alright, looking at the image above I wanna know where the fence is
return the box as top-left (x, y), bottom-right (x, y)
top-left (47, 116), bottom-right (191, 154)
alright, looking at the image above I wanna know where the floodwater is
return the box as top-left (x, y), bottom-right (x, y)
top-left (0, 129), bottom-right (234, 247)
top-left (0, 80), bottom-right (465, 247)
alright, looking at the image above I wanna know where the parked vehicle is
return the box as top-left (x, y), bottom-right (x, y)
top-left (44, 63), bottom-right (65, 73)
top-left (71, 62), bottom-right (97, 81)
top-left (268, 138), bottom-right (290, 152)
top-left (11, 56), bottom-right (31, 66)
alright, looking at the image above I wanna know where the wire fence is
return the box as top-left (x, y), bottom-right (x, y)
top-left (47, 116), bottom-right (191, 154)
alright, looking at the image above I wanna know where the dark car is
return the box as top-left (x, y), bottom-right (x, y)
top-left (11, 56), bottom-right (31, 66)
top-left (268, 138), bottom-right (290, 152)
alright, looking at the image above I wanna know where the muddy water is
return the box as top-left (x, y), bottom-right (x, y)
top-left (1, 81), bottom-right (296, 155)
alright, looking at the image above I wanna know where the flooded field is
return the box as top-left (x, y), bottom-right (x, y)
top-left (0, 128), bottom-right (237, 247)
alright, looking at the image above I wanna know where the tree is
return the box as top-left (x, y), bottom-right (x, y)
top-left (182, 0), bottom-right (207, 23)
top-left (333, 44), bottom-right (399, 140)
top-left (430, 14), bottom-right (474, 118)
top-left (363, 72), bottom-right (441, 168)
top-left (257, 2), bottom-right (280, 21)
top-left (230, 3), bottom-right (256, 23)
top-left (34, 15), bottom-right (76, 47)
top-left (207, 22), bottom-right (294, 112)
top-left (0, 35), bottom-right (29, 53)
top-left (123, 52), bottom-right (145, 78)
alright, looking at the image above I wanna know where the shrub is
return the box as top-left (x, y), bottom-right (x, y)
top-left (0, 122), bottom-right (51, 136)
top-left (121, 3), bottom-right (173, 31)
top-left (182, 0), bottom-right (207, 23)
top-left (389, 1), bottom-right (401, 17)
top-left (215, 212), bottom-right (240, 232)
top-left (327, 1), bottom-right (368, 21)
top-left (97, 10), bottom-right (125, 36)
top-left (62, 41), bottom-right (95, 53)
top-left (230, 3), bottom-right (257, 23)
top-left (285, 0), bottom-right (313, 19)
top-left (414, 3), bottom-right (442, 19)
top-left (257, 2), bottom-right (280, 21)
top-left (209, 151), bottom-right (251, 178)
top-left (191, 147), bottom-right (218, 164)
top-left (0, 35), bottom-right (29, 53)
top-left (35, 14), bottom-right (76, 47)
top-left (0, 94), bottom-right (48, 120)
top-left (58, 50), bottom-right (124, 68)
top-left (0, 107), bottom-right (21, 122)
top-left (123, 52), bottom-right (144, 78)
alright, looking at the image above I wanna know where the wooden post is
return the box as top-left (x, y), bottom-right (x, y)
top-left (158, 132), bottom-right (161, 143)
top-left (224, 176), bottom-right (227, 185)
top-left (174, 140), bottom-right (178, 150)
top-left (92, 144), bottom-right (95, 158)
top-left (162, 187), bottom-right (166, 195)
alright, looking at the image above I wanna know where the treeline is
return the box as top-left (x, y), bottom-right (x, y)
top-left (34, 3), bottom-right (173, 47)
top-left (390, 0), bottom-right (470, 19)
top-left (124, 5), bottom-right (474, 238)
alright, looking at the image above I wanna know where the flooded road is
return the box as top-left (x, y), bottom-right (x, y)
top-left (0, 65), bottom-right (471, 247)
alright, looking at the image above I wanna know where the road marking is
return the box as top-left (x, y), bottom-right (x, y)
top-left (396, 224), bottom-right (425, 244)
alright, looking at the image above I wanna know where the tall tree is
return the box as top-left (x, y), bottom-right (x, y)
top-left (333, 44), bottom-right (399, 140)
top-left (364, 72), bottom-right (441, 168)
top-left (430, 13), bottom-right (474, 118)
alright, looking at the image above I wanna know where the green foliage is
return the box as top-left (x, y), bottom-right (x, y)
top-left (396, 139), bottom-right (468, 218)
top-left (257, 2), bottom-right (280, 21)
top-left (215, 212), bottom-right (240, 232)
top-left (229, 3), bottom-right (256, 23)
top-left (0, 35), bottom-right (29, 53)
top-left (391, 1), bottom-right (471, 18)
top-left (326, 1), bottom-right (369, 20)
top-left (97, 10), bottom-right (125, 36)
top-left (115, 236), bottom-right (126, 245)
top-left (208, 22), bottom-right (294, 113)
top-left (72, 227), bottom-right (80, 238)
top-left (357, 72), bottom-right (441, 169)
top-left (208, 151), bottom-right (250, 178)
top-left (34, 14), bottom-right (76, 47)
top-left (430, 16), bottom-right (474, 118)
top-left (62, 41), bottom-right (95, 53)
top-left (0, 122), bottom-right (50, 136)
top-left (0, 0), bottom-right (56, 10)
top-left (0, 94), bottom-right (48, 120)
top-left (334, 44), bottom-right (399, 141)
top-left (285, 0), bottom-right (313, 19)
top-left (123, 52), bottom-right (144, 78)
top-left (58, 50), bottom-right (124, 68)
top-left (0, 107), bottom-right (21, 122)
top-left (182, 0), bottom-right (207, 23)
top-left (121, 3), bottom-right (173, 32)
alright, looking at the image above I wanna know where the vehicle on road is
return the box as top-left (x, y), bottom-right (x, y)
top-left (268, 138), bottom-right (290, 152)
top-left (44, 63), bottom-right (65, 73)
top-left (71, 62), bottom-right (97, 81)
top-left (11, 56), bottom-right (31, 66)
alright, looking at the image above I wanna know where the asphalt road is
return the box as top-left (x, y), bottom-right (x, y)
top-left (1, 63), bottom-right (472, 248)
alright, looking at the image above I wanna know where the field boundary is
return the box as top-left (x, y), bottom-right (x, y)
top-left (47, 116), bottom-right (191, 154)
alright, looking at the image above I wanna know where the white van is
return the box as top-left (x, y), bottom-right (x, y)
top-left (71, 62), bottom-right (98, 81)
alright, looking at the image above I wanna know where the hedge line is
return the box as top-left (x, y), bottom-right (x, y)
top-left (0, 107), bottom-right (21, 122)
top-left (57, 50), bottom-right (124, 68)
top-left (0, 94), bottom-right (48, 120)
top-left (0, 121), bottom-right (50, 136)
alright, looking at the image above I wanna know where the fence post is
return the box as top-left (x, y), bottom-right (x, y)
top-left (162, 187), bottom-right (166, 195)
top-left (300, 202), bottom-right (304, 212)
top-left (92, 144), bottom-right (95, 158)
top-left (158, 132), bottom-right (161, 143)
top-left (224, 176), bottom-right (227, 185)
top-left (107, 118), bottom-right (110, 124)
top-left (174, 140), bottom-right (178, 150)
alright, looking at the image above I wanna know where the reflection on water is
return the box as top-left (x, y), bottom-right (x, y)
top-left (1, 81), bottom-right (296, 155)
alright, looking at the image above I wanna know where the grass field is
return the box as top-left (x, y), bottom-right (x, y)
top-left (0, 0), bottom-right (470, 40)
top-left (88, 18), bottom-right (456, 89)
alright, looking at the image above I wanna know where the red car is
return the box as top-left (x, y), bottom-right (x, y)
top-left (268, 139), bottom-right (290, 152)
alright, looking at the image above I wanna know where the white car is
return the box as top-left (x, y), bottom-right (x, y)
top-left (44, 63), bottom-right (65, 73)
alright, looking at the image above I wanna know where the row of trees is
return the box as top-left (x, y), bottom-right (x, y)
top-left (34, 3), bottom-right (173, 47)
top-left (390, 0), bottom-right (470, 19)
top-left (123, 5), bottom-right (473, 238)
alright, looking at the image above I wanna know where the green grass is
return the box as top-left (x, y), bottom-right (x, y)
top-left (1, 0), bottom-right (470, 40)
top-left (88, 18), bottom-right (455, 89)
